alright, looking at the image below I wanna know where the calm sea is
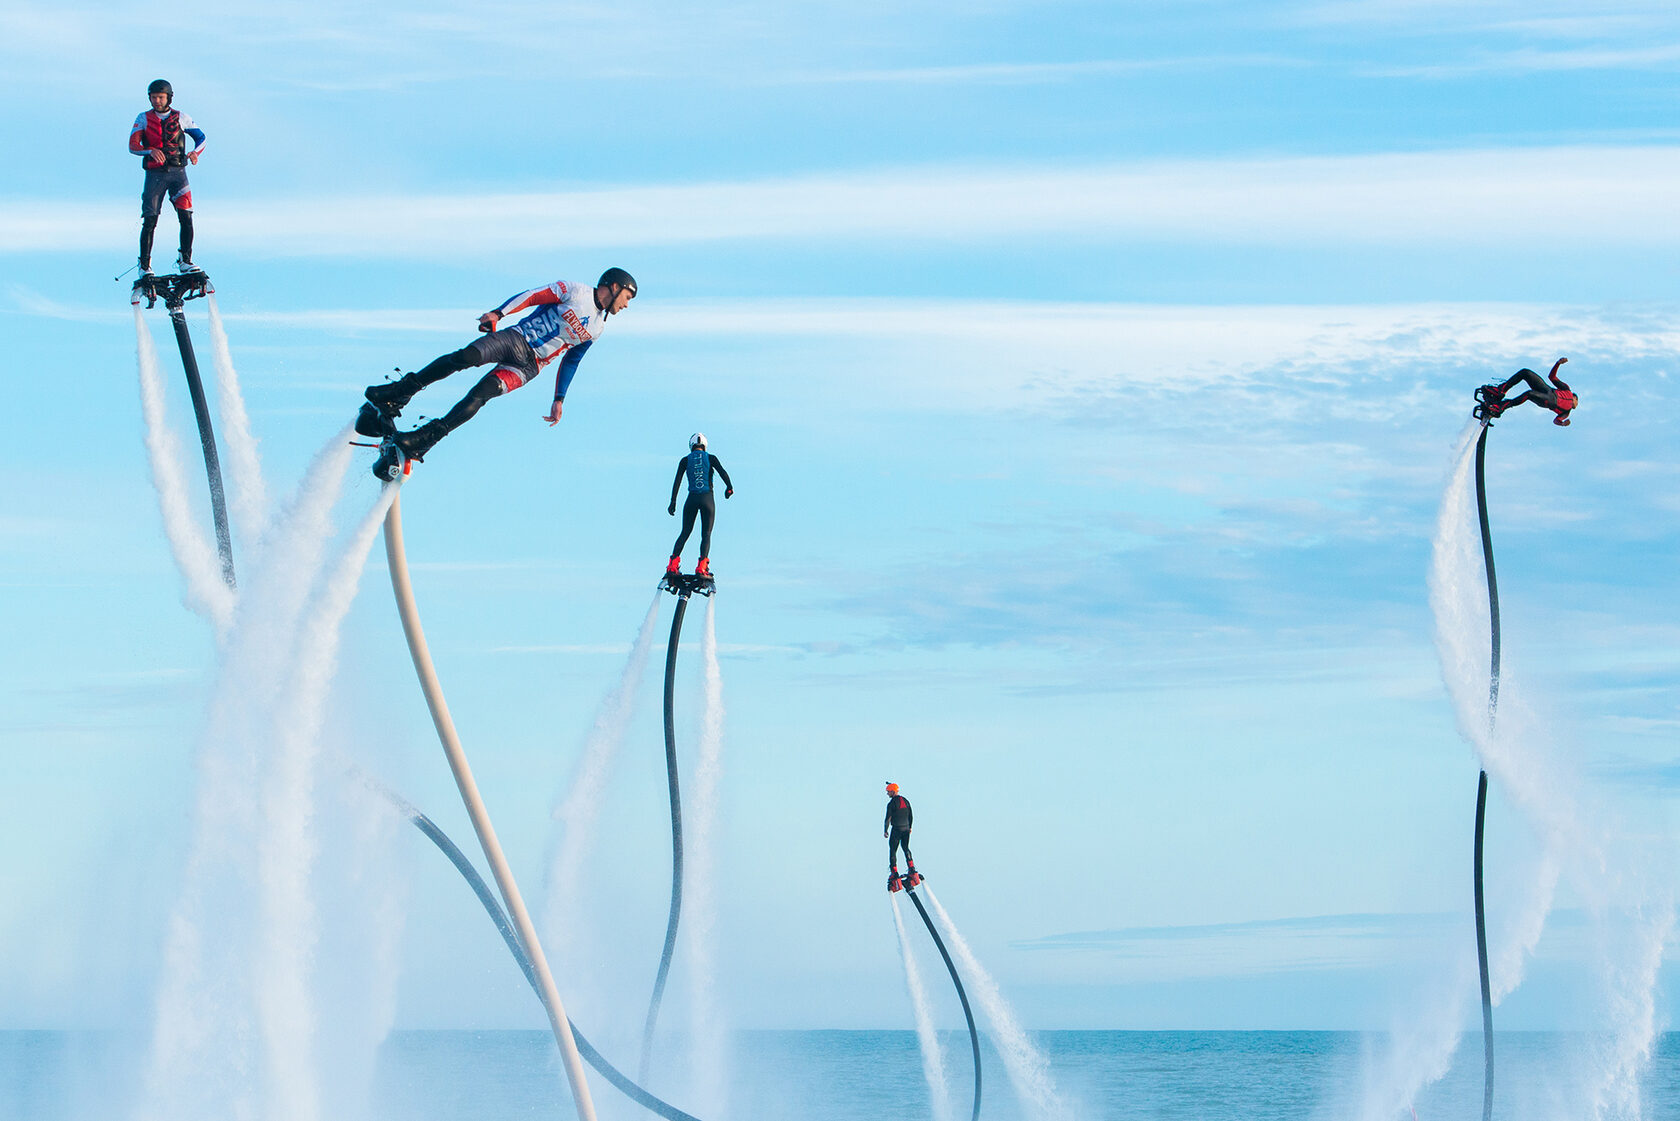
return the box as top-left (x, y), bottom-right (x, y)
top-left (5, 1030), bottom-right (1678, 1120)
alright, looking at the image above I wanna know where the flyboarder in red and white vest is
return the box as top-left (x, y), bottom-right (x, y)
top-left (128, 79), bottom-right (206, 276)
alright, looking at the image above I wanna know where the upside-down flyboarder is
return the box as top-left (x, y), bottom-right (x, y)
top-left (357, 268), bottom-right (637, 480)
top-left (1474, 358), bottom-right (1577, 426)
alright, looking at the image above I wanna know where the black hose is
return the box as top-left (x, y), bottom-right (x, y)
top-left (906, 888), bottom-right (982, 1121)
top-left (166, 304), bottom-right (235, 589)
top-left (401, 801), bottom-right (705, 1121)
top-left (1475, 426), bottom-right (1503, 715)
top-left (642, 594), bottom-right (690, 1080)
top-left (1471, 424), bottom-right (1499, 1121)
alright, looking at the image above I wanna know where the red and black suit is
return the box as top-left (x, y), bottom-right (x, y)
top-left (1493, 358), bottom-right (1577, 426)
top-left (884, 794), bottom-right (914, 871)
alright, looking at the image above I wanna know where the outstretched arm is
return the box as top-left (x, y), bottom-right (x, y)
top-left (1548, 356), bottom-right (1569, 388)
top-left (711, 455), bottom-right (734, 497)
top-left (543, 342), bottom-right (591, 426)
top-left (483, 279), bottom-right (572, 332)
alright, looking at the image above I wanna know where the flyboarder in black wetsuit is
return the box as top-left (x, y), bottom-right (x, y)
top-left (666, 433), bottom-right (733, 579)
top-left (1475, 358), bottom-right (1578, 426)
top-left (885, 782), bottom-right (920, 891)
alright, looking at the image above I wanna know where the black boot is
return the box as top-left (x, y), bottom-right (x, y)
top-left (396, 419), bottom-right (450, 462)
top-left (364, 374), bottom-right (421, 419)
top-left (139, 216), bottom-right (158, 275)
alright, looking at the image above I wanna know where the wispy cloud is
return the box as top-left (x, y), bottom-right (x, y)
top-left (1006, 912), bottom-right (1473, 979)
top-left (1295, 0), bottom-right (1680, 34)
top-left (8, 146), bottom-right (1680, 256)
top-left (18, 286), bottom-right (1677, 410)
top-left (1004, 908), bottom-right (1632, 982)
top-left (754, 54), bottom-right (1297, 86)
top-left (1016, 911), bottom-right (1457, 951)
top-left (1369, 42), bottom-right (1680, 77)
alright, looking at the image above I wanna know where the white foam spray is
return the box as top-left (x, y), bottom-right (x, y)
top-left (135, 437), bottom-right (393, 1121)
top-left (892, 895), bottom-right (954, 1121)
top-left (318, 773), bottom-right (410, 1121)
top-left (205, 294), bottom-right (270, 543)
top-left (1351, 960), bottom-right (1473, 1121)
top-left (680, 596), bottom-right (728, 1114)
top-left (545, 593), bottom-right (662, 954)
top-left (254, 484), bottom-right (398, 1121)
top-left (922, 887), bottom-right (1067, 1121)
top-left (134, 305), bottom-right (235, 635)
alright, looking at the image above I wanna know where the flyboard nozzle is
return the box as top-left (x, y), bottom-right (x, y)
top-left (658, 571), bottom-right (716, 599)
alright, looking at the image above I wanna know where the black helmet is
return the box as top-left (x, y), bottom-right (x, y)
top-left (598, 267), bottom-right (637, 296)
top-left (148, 79), bottom-right (173, 104)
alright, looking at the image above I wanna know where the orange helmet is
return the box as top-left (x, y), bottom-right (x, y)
top-left (885, 782), bottom-right (899, 794)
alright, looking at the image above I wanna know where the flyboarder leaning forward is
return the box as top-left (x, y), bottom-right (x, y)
top-left (885, 782), bottom-right (921, 892)
top-left (358, 268), bottom-right (637, 479)
top-left (1474, 357), bottom-right (1577, 426)
top-left (129, 79), bottom-right (206, 276)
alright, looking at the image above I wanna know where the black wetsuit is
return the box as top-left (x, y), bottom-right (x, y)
top-left (408, 330), bottom-right (540, 440)
top-left (1495, 360), bottom-right (1576, 425)
top-left (884, 794), bottom-right (913, 869)
top-left (670, 450), bottom-right (733, 559)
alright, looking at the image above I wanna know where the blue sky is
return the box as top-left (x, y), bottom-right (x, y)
top-left (2, 0), bottom-right (1680, 1052)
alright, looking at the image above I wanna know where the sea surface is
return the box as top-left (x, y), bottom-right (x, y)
top-left (5, 1029), bottom-right (1679, 1121)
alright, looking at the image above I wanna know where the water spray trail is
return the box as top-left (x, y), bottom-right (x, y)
top-left (134, 305), bottom-right (234, 634)
top-left (922, 888), bottom-right (1065, 1121)
top-left (892, 896), bottom-right (954, 1121)
top-left (1586, 893), bottom-right (1677, 1120)
top-left (1491, 852), bottom-right (1558, 1004)
top-left (256, 485), bottom-right (399, 1121)
top-left (219, 427), bottom-right (358, 721)
top-left (1352, 963), bottom-right (1473, 1121)
top-left (137, 431), bottom-right (361, 1121)
top-left (205, 294), bottom-right (270, 543)
top-left (546, 594), bottom-right (662, 951)
top-left (681, 597), bottom-right (727, 1113)
top-left (1429, 421), bottom-right (1493, 753)
top-left (1432, 426), bottom-right (1571, 970)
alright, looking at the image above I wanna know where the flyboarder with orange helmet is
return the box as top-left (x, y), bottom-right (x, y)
top-left (885, 782), bottom-right (921, 892)
top-left (358, 268), bottom-right (637, 479)
top-left (666, 433), bottom-right (734, 579)
top-left (1474, 358), bottom-right (1578, 426)
top-left (129, 80), bottom-right (206, 276)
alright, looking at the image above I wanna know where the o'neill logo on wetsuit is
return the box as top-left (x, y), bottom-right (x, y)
top-left (687, 449), bottom-right (711, 492)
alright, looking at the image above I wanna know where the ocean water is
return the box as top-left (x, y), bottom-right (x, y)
top-left (5, 1030), bottom-right (1679, 1121)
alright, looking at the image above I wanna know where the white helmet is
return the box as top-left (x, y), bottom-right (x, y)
top-left (689, 432), bottom-right (707, 450)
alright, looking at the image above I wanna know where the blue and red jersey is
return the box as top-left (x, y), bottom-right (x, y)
top-left (129, 108), bottom-right (206, 170)
top-left (490, 279), bottom-right (608, 401)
